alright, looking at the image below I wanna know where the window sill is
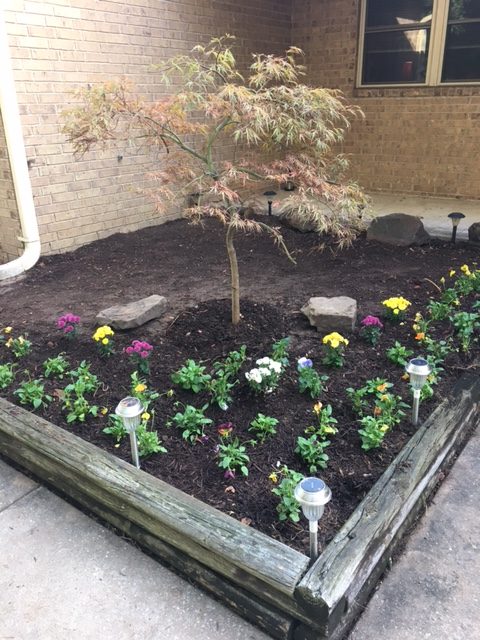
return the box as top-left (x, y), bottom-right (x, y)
top-left (353, 84), bottom-right (480, 98)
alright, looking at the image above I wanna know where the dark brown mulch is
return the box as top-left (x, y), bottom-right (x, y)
top-left (0, 218), bottom-right (479, 553)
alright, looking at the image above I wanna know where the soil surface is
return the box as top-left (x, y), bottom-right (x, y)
top-left (0, 218), bottom-right (479, 553)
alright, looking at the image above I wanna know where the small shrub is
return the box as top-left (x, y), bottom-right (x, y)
top-left (171, 359), bottom-right (211, 393)
top-left (43, 353), bottom-right (70, 379)
top-left (295, 435), bottom-right (330, 473)
top-left (15, 379), bottom-right (52, 410)
top-left (248, 413), bottom-right (278, 443)
top-left (168, 403), bottom-right (213, 443)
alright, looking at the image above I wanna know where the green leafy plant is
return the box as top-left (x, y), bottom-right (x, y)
top-left (103, 414), bottom-right (128, 443)
top-left (63, 36), bottom-right (367, 325)
top-left (171, 359), bottom-right (211, 393)
top-left (358, 416), bottom-right (389, 451)
top-left (208, 370), bottom-right (237, 410)
top-left (271, 465), bottom-right (305, 523)
top-left (386, 341), bottom-right (414, 367)
top-left (297, 358), bottom-right (328, 399)
top-left (217, 438), bottom-right (250, 477)
top-left (130, 372), bottom-right (160, 409)
top-left (14, 379), bottom-right (52, 410)
top-left (306, 402), bottom-right (338, 438)
top-left (43, 353), bottom-right (70, 379)
top-left (70, 361), bottom-right (99, 394)
top-left (424, 337), bottom-right (452, 364)
top-left (271, 337), bottom-right (290, 369)
top-left (450, 311), bottom-right (480, 352)
top-left (0, 363), bottom-right (15, 390)
top-left (248, 413), bottom-right (278, 443)
top-left (137, 426), bottom-right (167, 457)
top-left (213, 345), bottom-right (247, 377)
top-left (5, 335), bottom-right (32, 358)
top-left (168, 403), bottom-right (213, 443)
top-left (295, 435), bottom-right (330, 472)
top-left (346, 378), bottom-right (392, 417)
top-left (427, 299), bottom-right (451, 322)
top-left (62, 379), bottom-right (99, 423)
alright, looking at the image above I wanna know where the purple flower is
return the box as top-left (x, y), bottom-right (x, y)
top-left (224, 469), bottom-right (236, 480)
top-left (297, 357), bottom-right (313, 369)
top-left (361, 315), bottom-right (383, 329)
top-left (197, 434), bottom-right (209, 444)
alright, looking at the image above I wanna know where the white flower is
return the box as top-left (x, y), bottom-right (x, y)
top-left (256, 356), bottom-right (272, 366)
top-left (270, 360), bottom-right (282, 373)
top-left (258, 367), bottom-right (271, 378)
top-left (246, 368), bottom-right (262, 384)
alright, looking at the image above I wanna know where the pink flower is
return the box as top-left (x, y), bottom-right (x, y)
top-left (125, 346), bottom-right (134, 355)
top-left (361, 315), bottom-right (383, 329)
top-left (64, 325), bottom-right (74, 334)
top-left (57, 319), bottom-right (66, 329)
top-left (140, 351), bottom-right (149, 358)
top-left (224, 469), bottom-right (236, 480)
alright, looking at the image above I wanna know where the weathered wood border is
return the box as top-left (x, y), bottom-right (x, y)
top-left (0, 374), bottom-right (478, 640)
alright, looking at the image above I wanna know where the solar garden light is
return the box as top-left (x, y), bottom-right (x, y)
top-left (405, 357), bottom-right (432, 426)
top-left (294, 477), bottom-right (332, 563)
top-left (448, 212), bottom-right (465, 243)
top-left (115, 396), bottom-right (143, 469)
top-left (263, 190), bottom-right (277, 216)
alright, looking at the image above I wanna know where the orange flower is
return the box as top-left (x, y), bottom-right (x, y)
top-left (415, 332), bottom-right (425, 341)
top-left (376, 383), bottom-right (387, 392)
top-left (374, 406), bottom-right (382, 416)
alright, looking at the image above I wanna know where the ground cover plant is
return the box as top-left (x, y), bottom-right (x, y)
top-left (0, 220), bottom-right (479, 554)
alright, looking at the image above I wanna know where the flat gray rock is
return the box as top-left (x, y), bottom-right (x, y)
top-left (96, 295), bottom-right (168, 330)
top-left (367, 213), bottom-right (430, 246)
top-left (277, 207), bottom-right (317, 233)
top-left (301, 296), bottom-right (357, 333)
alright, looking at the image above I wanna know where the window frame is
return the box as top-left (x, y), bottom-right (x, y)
top-left (356, 0), bottom-right (479, 87)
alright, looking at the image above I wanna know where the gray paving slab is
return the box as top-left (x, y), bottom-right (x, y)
top-left (0, 457), bottom-right (37, 510)
top-left (0, 481), bottom-right (270, 640)
top-left (349, 428), bottom-right (480, 640)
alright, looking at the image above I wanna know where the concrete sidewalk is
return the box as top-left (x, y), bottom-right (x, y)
top-left (1, 429), bottom-right (478, 640)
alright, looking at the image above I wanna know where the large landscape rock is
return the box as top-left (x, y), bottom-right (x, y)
top-left (367, 213), bottom-right (430, 246)
top-left (468, 222), bottom-right (480, 243)
top-left (301, 296), bottom-right (357, 333)
top-left (96, 295), bottom-right (168, 330)
top-left (277, 207), bottom-right (318, 233)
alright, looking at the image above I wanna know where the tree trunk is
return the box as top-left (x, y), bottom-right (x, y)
top-left (226, 223), bottom-right (240, 324)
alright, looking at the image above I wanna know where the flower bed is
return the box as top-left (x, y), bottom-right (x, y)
top-left (1, 222), bottom-right (480, 638)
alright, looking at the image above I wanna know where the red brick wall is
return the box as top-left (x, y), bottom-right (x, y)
top-left (292, 0), bottom-right (480, 198)
top-left (2, 0), bottom-right (291, 259)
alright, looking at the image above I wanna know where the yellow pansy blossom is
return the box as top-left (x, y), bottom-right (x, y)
top-left (3, 326), bottom-right (12, 334)
top-left (461, 264), bottom-right (472, 277)
top-left (141, 412), bottom-right (151, 421)
top-left (268, 472), bottom-right (278, 484)
top-left (135, 383), bottom-right (147, 393)
top-left (313, 401), bottom-right (323, 415)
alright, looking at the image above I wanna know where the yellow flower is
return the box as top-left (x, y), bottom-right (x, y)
top-left (380, 424), bottom-right (389, 433)
top-left (393, 308), bottom-right (400, 315)
top-left (5, 338), bottom-right (12, 348)
top-left (402, 373), bottom-right (410, 380)
top-left (414, 313), bottom-right (422, 322)
top-left (313, 401), bottom-right (323, 415)
top-left (93, 325), bottom-right (114, 342)
top-left (268, 472), bottom-right (278, 484)
top-left (380, 394), bottom-right (390, 402)
top-left (322, 332), bottom-right (348, 348)
top-left (102, 338), bottom-right (109, 345)
top-left (18, 336), bottom-right (24, 343)
top-left (135, 383), bottom-right (146, 393)
top-left (141, 412), bottom-right (151, 422)
top-left (100, 407), bottom-right (108, 415)
top-left (415, 332), bottom-right (425, 341)
top-left (166, 389), bottom-right (175, 397)
top-left (440, 277), bottom-right (445, 285)
top-left (449, 269), bottom-right (456, 277)
top-left (3, 326), bottom-right (12, 334)
top-left (412, 324), bottom-right (420, 332)
top-left (376, 383), bottom-right (387, 392)
top-left (461, 264), bottom-right (471, 276)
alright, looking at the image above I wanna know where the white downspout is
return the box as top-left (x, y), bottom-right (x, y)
top-left (0, 7), bottom-right (40, 280)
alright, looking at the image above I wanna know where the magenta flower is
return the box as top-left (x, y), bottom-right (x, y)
top-left (57, 319), bottom-right (66, 329)
top-left (125, 339), bottom-right (153, 375)
top-left (224, 469), bottom-right (236, 480)
top-left (56, 313), bottom-right (80, 337)
top-left (64, 325), bottom-right (74, 334)
top-left (361, 315), bottom-right (383, 329)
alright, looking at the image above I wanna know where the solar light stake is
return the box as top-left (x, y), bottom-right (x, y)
top-left (263, 190), bottom-right (276, 216)
top-left (405, 358), bottom-right (432, 426)
top-left (448, 212), bottom-right (465, 243)
top-left (294, 477), bottom-right (331, 563)
top-left (115, 396), bottom-right (143, 469)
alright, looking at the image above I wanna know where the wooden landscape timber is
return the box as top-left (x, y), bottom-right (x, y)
top-left (0, 374), bottom-right (478, 640)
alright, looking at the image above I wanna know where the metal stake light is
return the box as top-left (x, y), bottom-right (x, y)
top-left (294, 477), bottom-right (331, 563)
top-left (115, 396), bottom-right (143, 469)
top-left (447, 212), bottom-right (465, 243)
top-left (263, 190), bottom-right (276, 216)
top-left (405, 357), bottom-right (432, 426)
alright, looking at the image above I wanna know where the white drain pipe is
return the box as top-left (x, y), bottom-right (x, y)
top-left (0, 7), bottom-right (40, 280)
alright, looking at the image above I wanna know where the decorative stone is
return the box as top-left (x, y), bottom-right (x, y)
top-left (96, 295), bottom-right (168, 330)
top-left (468, 222), bottom-right (480, 243)
top-left (367, 213), bottom-right (430, 246)
top-left (301, 296), bottom-right (357, 333)
top-left (277, 207), bottom-right (317, 233)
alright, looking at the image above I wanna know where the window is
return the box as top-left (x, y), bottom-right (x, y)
top-left (358, 0), bottom-right (480, 85)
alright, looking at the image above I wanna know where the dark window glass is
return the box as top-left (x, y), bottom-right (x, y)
top-left (448, 0), bottom-right (480, 21)
top-left (363, 29), bottom-right (430, 83)
top-left (363, 0), bottom-right (432, 84)
top-left (442, 22), bottom-right (480, 80)
top-left (366, 0), bottom-right (433, 28)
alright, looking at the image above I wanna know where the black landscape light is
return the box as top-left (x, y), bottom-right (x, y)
top-left (115, 396), bottom-right (143, 469)
top-left (263, 190), bottom-right (277, 216)
top-left (405, 357), bottom-right (432, 426)
top-left (447, 212), bottom-right (465, 243)
top-left (294, 477), bottom-right (331, 563)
